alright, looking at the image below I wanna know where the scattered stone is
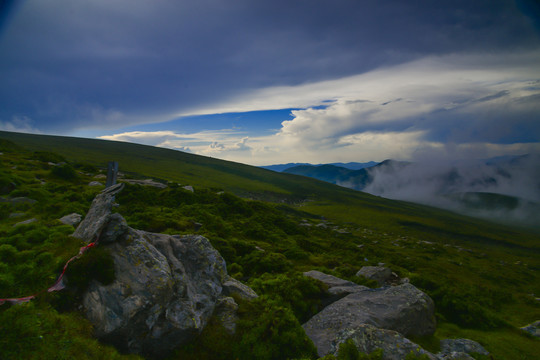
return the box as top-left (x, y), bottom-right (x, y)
top-left (72, 185), bottom-right (258, 358)
top-left (182, 185), bottom-right (194, 192)
top-left (14, 218), bottom-right (37, 226)
top-left (59, 213), bottom-right (83, 226)
top-left (94, 174), bottom-right (107, 179)
top-left (304, 270), bottom-right (359, 289)
top-left (88, 181), bottom-right (103, 186)
top-left (1, 197), bottom-right (37, 205)
top-left (122, 179), bottom-right (168, 189)
top-left (303, 283), bottom-right (436, 356)
top-left (438, 339), bottom-right (489, 357)
top-left (316, 223), bottom-right (328, 229)
top-left (520, 320), bottom-right (540, 337)
top-left (255, 246), bottom-right (265, 252)
top-left (329, 324), bottom-right (437, 360)
top-left (356, 266), bottom-right (393, 286)
top-left (222, 276), bottom-right (258, 301)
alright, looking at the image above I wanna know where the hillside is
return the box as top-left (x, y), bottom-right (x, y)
top-left (1, 131), bottom-right (539, 359)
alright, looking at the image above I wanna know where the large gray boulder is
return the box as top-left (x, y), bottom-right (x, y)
top-left (302, 283), bottom-right (436, 357)
top-left (72, 185), bottom-right (245, 359)
top-left (329, 324), bottom-right (437, 360)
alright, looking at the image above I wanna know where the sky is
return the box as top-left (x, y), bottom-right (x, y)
top-left (1, 0), bottom-right (540, 166)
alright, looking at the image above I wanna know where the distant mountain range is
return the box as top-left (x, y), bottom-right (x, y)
top-left (261, 161), bottom-right (378, 172)
top-left (270, 159), bottom-right (406, 191)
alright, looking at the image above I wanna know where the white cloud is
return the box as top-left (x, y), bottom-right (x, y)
top-left (178, 51), bottom-right (540, 117)
top-left (97, 52), bottom-right (540, 165)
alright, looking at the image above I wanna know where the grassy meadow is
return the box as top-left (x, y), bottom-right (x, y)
top-left (0, 131), bottom-right (539, 359)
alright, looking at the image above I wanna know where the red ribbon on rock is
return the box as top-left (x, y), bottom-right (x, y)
top-left (0, 241), bottom-right (97, 306)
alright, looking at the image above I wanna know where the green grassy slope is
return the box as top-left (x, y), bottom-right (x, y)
top-left (1, 130), bottom-right (539, 359)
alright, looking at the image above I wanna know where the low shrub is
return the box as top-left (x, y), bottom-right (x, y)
top-left (233, 296), bottom-right (318, 360)
top-left (249, 272), bottom-right (328, 322)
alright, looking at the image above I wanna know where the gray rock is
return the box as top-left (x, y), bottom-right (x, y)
top-left (520, 320), bottom-right (540, 337)
top-left (59, 213), bottom-right (83, 226)
top-left (329, 324), bottom-right (437, 360)
top-left (304, 270), bottom-right (359, 289)
top-left (327, 285), bottom-right (369, 297)
top-left (14, 218), bottom-right (37, 226)
top-left (214, 296), bottom-right (239, 335)
top-left (122, 179), bottom-right (168, 189)
top-left (356, 266), bottom-right (393, 286)
top-left (302, 283), bottom-right (436, 357)
top-left (9, 212), bottom-right (25, 218)
top-left (222, 276), bottom-right (258, 300)
top-left (88, 181), bottom-right (103, 187)
top-left (439, 339), bottom-right (489, 356)
top-left (182, 185), bottom-right (194, 192)
top-left (3, 197), bottom-right (37, 205)
top-left (72, 183), bottom-right (125, 243)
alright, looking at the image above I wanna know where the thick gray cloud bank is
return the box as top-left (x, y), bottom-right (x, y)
top-left (363, 154), bottom-right (540, 227)
top-left (0, 0), bottom-right (539, 131)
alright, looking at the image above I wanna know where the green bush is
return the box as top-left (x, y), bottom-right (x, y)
top-left (334, 339), bottom-right (383, 360)
top-left (250, 272), bottom-right (327, 322)
top-left (33, 151), bottom-right (66, 163)
top-left (0, 244), bottom-right (17, 263)
top-left (50, 163), bottom-right (78, 181)
top-left (242, 251), bottom-right (291, 276)
top-left (234, 296), bottom-right (318, 360)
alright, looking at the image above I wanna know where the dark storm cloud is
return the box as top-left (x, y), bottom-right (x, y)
top-left (0, 0), bottom-right (539, 133)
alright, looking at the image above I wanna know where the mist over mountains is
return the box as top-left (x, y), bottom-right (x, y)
top-left (270, 155), bottom-right (540, 227)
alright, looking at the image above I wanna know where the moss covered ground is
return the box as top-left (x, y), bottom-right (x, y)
top-left (0, 132), bottom-right (539, 359)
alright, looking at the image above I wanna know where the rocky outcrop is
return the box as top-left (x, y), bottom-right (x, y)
top-left (303, 282), bottom-right (436, 356)
top-left (302, 271), bottom-right (490, 359)
top-left (329, 324), bottom-right (437, 360)
top-left (72, 185), bottom-right (256, 359)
